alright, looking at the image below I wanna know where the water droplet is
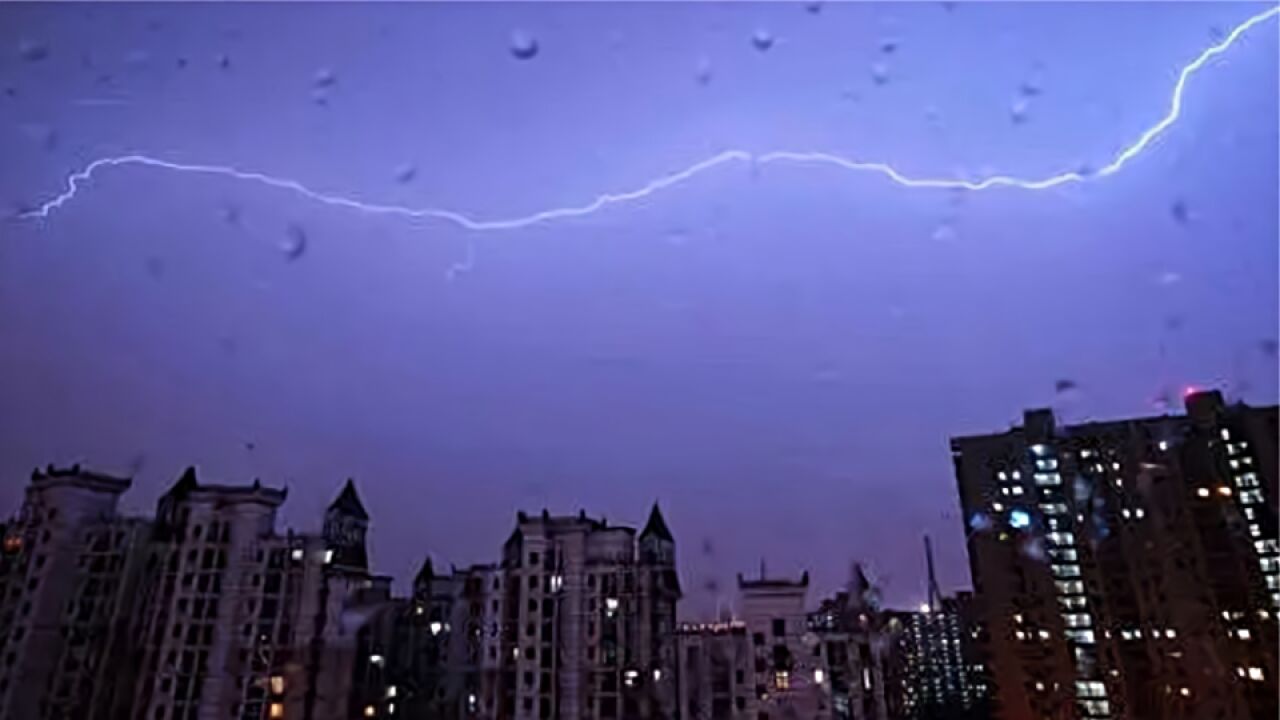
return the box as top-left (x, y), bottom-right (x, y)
top-left (805, 1), bottom-right (824, 14)
top-left (1072, 476), bottom-right (1092, 503)
top-left (510, 30), bottom-right (539, 60)
top-left (124, 50), bottom-right (151, 68)
top-left (216, 53), bottom-right (231, 70)
top-left (931, 221), bottom-right (956, 242)
top-left (751, 29), bottom-right (775, 52)
top-left (968, 513), bottom-right (992, 533)
top-left (694, 56), bottom-right (713, 86)
top-left (281, 224), bottom-right (308, 261)
top-left (941, 1), bottom-right (958, 12)
top-left (1208, 25), bottom-right (1225, 41)
top-left (145, 256), bottom-right (165, 279)
top-left (1163, 315), bottom-right (1185, 332)
top-left (1170, 199), bottom-right (1190, 225)
top-left (313, 68), bottom-right (337, 88)
top-left (20, 124), bottom-right (57, 151)
top-left (840, 87), bottom-right (861, 103)
top-left (1010, 98), bottom-right (1030, 124)
top-left (701, 537), bottom-right (715, 555)
top-left (1157, 271), bottom-right (1182, 286)
top-left (394, 164), bottom-right (418, 184)
top-left (1054, 379), bottom-right (1077, 393)
top-left (1019, 77), bottom-right (1043, 98)
top-left (220, 205), bottom-right (241, 226)
top-left (924, 105), bottom-right (942, 128)
top-left (310, 89), bottom-right (330, 107)
top-left (870, 62), bottom-right (889, 85)
top-left (880, 38), bottom-right (899, 54)
top-left (18, 39), bottom-right (49, 62)
top-left (1020, 537), bottom-right (1046, 563)
top-left (175, 57), bottom-right (188, 70)
top-left (1260, 339), bottom-right (1278, 357)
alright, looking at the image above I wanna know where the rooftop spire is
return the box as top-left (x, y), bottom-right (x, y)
top-left (640, 502), bottom-right (673, 541)
top-left (328, 478), bottom-right (369, 520)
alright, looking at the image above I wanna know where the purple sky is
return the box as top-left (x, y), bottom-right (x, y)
top-left (2, 2), bottom-right (1277, 615)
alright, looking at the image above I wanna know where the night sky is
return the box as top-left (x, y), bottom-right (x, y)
top-left (2, 2), bottom-right (1276, 615)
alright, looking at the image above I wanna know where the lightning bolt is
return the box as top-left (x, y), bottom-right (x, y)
top-left (20, 6), bottom-right (1279, 232)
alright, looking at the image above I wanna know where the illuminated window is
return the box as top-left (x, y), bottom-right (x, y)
top-left (1237, 473), bottom-right (1259, 488)
top-left (814, 669), bottom-right (825, 684)
top-left (1235, 629), bottom-right (1251, 640)
top-left (1076, 681), bottom-right (1106, 698)
top-left (290, 548), bottom-right (303, 562)
top-left (269, 703), bottom-right (284, 719)
top-left (1218, 486), bottom-right (1233, 497)
top-left (1035, 458), bottom-right (1058, 471)
top-left (1055, 580), bottom-right (1084, 595)
top-left (270, 676), bottom-right (285, 694)
top-left (775, 670), bottom-right (790, 690)
top-left (1240, 490), bottom-right (1263, 505)
top-left (1051, 564), bottom-right (1081, 579)
top-left (1196, 487), bottom-right (1210, 498)
top-left (1248, 667), bottom-right (1265, 681)
top-left (1047, 532), bottom-right (1076, 546)
top-left (1065, 629), bottom-right (1095, 644)
top-left (1063, 613), bottom-right (1092, 628)
top-left (364, 705), bottom-right (376, 717)
top-left (323, 549), bottom-right (334, 564)
top-left (1221, 428), bottom-right (1231, 440)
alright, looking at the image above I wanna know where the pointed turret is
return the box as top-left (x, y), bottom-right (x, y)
top-left (640, 502), bottom-right (673, 542)
top-left (323, 478), bottom-right (370, 571)
top-left (328, 478), bottom-right (369, 520)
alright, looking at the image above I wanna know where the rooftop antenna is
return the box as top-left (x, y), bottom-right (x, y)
top-left (924, 535), bottom-right (942, 612)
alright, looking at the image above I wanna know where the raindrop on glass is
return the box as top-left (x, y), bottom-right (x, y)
top-left (281, 224), bottom-right (308, 261)
top-left (880, 38), bottom-right (899, 54)
top-left (125, 50), bottom-right (150, 68)
top-left (1260, 339), bottom-right (1278, 357)
top-left (1019, 77), bottom-right (1043, 98)
top-left (870, 62), bottom-right (889, 85)
top-left (1157, 271), bottom-right (1181, 286)
top-left (510, 30), bottom-right (539, 60)
top-left (175, 57), bottom-right (188, 70)
top-left (1163, 315), bottom-right (1185, 332)
top-left (313, 68), bottom-right (337, 88)
top-left (220, 204), bottom-right (241, 226)
top-left (695, 56), bottom-right (713, 86)
top-left (20, 124), bottom-right (57, 151)
top-left (18, 39), bottom-right (49, 62)
top-left (395, 164), bottom-right (418, 184)
top-left (1020, 537), bottom-right (1046, 563)
top-left (751, 29), bottom-right (775, 52)
top-left (216, 53), bottom-right (231, 70)
top-left (1054, 379), bottom-right (1077, 393)
top-left (1169, 199), bottom-right (1190, 225)
top-left (145, 256), bottom-right (165, 280)
top-left (1010, 98), bottom-right (1029, 124)
top-left (931, 221), bottom-right (956, 242)
top-left (805, 1), bottom-right (823, 14)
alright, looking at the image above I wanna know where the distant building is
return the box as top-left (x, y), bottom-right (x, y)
top-left (0, 466), bottom-right (147, 720)
top-left (675, 620), bottom-right (754, 720)
top-left (496, 505), bottom-right (681, 720)
top-left (951, 390), bottom-right (1278, 720)
top-left (679, 565), bottom-right (894, 720)
top-left (0, 465), bottom-right (404, 720)
top-left (407, 504), bottom-right (681, 720)
top-left (883, 539), bottom-right (988, 720)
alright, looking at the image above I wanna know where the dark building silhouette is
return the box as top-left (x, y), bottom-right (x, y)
top-left (951, 390), bottom-right (1278, 720)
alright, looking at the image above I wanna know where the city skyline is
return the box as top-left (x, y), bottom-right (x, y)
top-left (3, 1), bottom-right (1277, 613)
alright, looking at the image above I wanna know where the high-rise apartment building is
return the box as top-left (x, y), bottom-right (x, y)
top-left (0, 466), bottom-right (148, 720)
top-left (883, 539), bottom-right (988, 720)
top-left (0, 465), bottom-right (401, 720)
top-left (951, 390), bottom-right (1278, 720)
top-left (497, 505), bottom-right (681, 720)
